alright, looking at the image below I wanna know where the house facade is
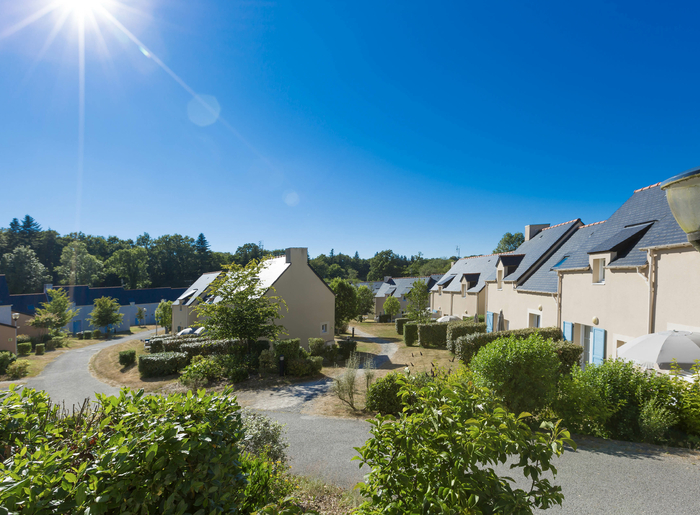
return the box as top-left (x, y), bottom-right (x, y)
top-left (172, 247), bottom-right (336, 346)
top-left (375, 275), bottom-right (441, 319)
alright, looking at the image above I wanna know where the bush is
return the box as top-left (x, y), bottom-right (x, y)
top-left (118, 349), bottom-right (136, 366)
top-left (0, 351), bottom-right (17, 375)
top-left (287, 357), bottom-right (318, 377)
top-left (377, 314), bottom-right (391, 323)
top-left (76, 331), bottom-right (84, 340)
top-left (324, 342), bottom-right (340, 363)
top-left (92, 329), bottom-right (102, 339)
top-left (16, 334), bottom-right (31, 344)
top-left (180, 339), bottom-right (246, 360)
top-left (0, 386), bottom-right (252, 514)
top-left (333, 352), bottom-right (360, 409)
top-left (446, 321), bottom-right (486, 352)
top-left (338, 339), bottom-right (357, 360)
top-left (455, 326), bottom-right (563, 364)
top-left (17, 342), bottom-right (32, 356)
top-left (417, 322), bottom-right (448, 348)
top-left (35, 343), bottom-right (45, 355)
top-left (45, 340), bottom-right (55, 351)
top-left (554, 340), bottom-right (583, 373)
top-left (640, 397), bottom-right (679, 444)
top-left (6, 360), bottom-right (30, 379)
top-left (226, 363), bottom-right (249, 383)
top-left (241, 408), bottom-right (289, 464)
top-left (309, 355), bottom-right (323, 373)
top-left (273, 338), bottom-right (301, 360)
top-left (308, 338), bottom-right (326, 357)
top-left (180, 356), bottom-right (224, 387)
top-left (403, 323), bottom-right (418, 346)
top-left (138, 351), bottom-right (188, 378)
top-left (258, 349), bottom-right (275, 372)
top-left (355, 377), bottom-right (573, 514)
top-left (471, 333), bottom-right (561, 415)
top-left (678, 372), bottom-right (700, 436)
top-left (365, 372), bottom-right (403, 415)
top-left (395, 317), bottom-right (410, 335)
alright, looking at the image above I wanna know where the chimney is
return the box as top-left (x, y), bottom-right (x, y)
top-left (383, 276), bottom-right (391, 283)
top-left (524, 224), bottom-right (550, 241)
top-left (285, 247), bottom-right (308, 264)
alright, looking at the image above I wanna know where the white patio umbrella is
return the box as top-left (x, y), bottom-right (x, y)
top-left (437, 315), bottom-right (461, 323)
top-left (497, 310), bottom-right (506, 332)
top-left (617, 330), bottom-right (700, 370)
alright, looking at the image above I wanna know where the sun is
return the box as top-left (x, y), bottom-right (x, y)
top-left (61, 0), bottom-right (103, 15)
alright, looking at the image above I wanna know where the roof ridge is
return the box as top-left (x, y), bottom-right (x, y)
top-left (580, 220), bottom-right (605, 228)
top-left (541, 218), bottom-right (581, 231)
top-left (458, 251), bottom-right (514, 261)
top-left (634, 182), bottom-right (661, 193)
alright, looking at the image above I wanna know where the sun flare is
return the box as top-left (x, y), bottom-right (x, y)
top-left (61, 0), bottom-right (103, 15)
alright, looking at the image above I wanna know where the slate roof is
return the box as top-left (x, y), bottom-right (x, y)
top-left (430, 254), bottom-right (503, 294)
top-left (174, 272), bottom-right (222, 307)
top-left (376, 275), bottom-right (441, 298)
top-left (355, 281), bottom-right (383, 294)
top-left (519, 183), bottom-right (687, 293)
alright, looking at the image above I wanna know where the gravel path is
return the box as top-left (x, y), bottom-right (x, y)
top-left (23, 330), bottom-right (155, 407)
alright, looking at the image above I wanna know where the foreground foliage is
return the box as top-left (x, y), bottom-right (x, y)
top-left (355, 376), bottom-right (574, 514)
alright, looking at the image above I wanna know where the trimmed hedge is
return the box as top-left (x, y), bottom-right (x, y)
top-left (308, 338), bottom-right (326, 357)
top-left (17, 342), bottom-right (32, 356)
top-left (553, 341), bottom-right (583, 373)
top-left (180, 340), bottom-right (245, 360)
top-left (403, 323), bottom-right (418, 346)
top-left (273, 338), bottom-right (301, 360)
top-left (138, 352), bottom-right (188, 378)
top-left (287, 356), bottom-right (323, 377)
top-left (0, 351), bottom-right (16, 375)
top-left (365, 372), bottom-right (403, 415)
top-left (455, 326), bottom-right (563, 364)
top-left (338, 340), bottom-right (358, 360)
top-left (119, 349), bottom-right (136, 366)
top-left (45, 340), bottom-right (55, 352)
top-left (446, 321), bottom-right (487, 352)
top-left (16, 334), bottom-right (31, 344)
top-left (417, 323), bottom-right (449, 348)
top-left (395, 318), bottom-right (410, 335)
top-left (377, 314), bottom-right (391, 323)
top-left (35, 344), bottom-right (45, 356)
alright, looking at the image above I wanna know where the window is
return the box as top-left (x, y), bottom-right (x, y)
top-left (528, 313), bottom-right (541, 328)
top-left (497, 270), bottom-right (503, 290)
top-left (438, 286), bottom-right (442, 296)
top-left (461, 284), bottom-right (466, 297)
top-left (593, 258), bottom-right (606, 284)
top-left (321, 323), bottom-right (328, 334)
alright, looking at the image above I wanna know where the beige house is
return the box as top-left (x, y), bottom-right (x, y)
top-left (484, 220), bottom-right (581, 332)
top-left (172, 247), bottom-right (335, 347)
top-left (375, 275), bottom-right (441, 319)
top-left (498, 182), bottom-right (700, 366)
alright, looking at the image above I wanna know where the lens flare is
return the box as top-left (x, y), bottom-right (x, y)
top-left (62, 0), bottom-right (102, 15)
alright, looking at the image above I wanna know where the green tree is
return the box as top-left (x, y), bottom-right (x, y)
top-left (136, 307), bottom-right (146, 326)
top-left (148, 234), bottom-right (198, 288)
top-left (87, 296), bottom-right (124, 336)
top-left (355, 285), bottom-right (375, 321)
top-left (367, 250), bottom-right (408, 281)
top-left (56, 241), bottom-right (104, 286)
top-left (309, 254), bottom-right (330, 279)
top-left (195, 233), bottom-right (212, 275)
top-left (155, 300), bottom-right (173, 332)
top-left (194, 260), bottom-right (287, 344)
top-left (19, 215), bottom-right (41, 248)
top-left (106, 247), bottom-right (149, 289)
top-left (28, 312), bottom-right (60, 340)
top-left (327, 263), bottom-right (346, 280)
top-left (0, 246), bottom-right (51, 293)
top-left (31, 288), bottom-right (78, 334)
top-left (329, 278), bottom-right (358, 330)
top-left (493, 232), bottom-right (525, 253)
top-left (405, 280), bottom-right (431, 323)
top-left (7, 218), bottom-right (21, 249)
top-left (383, 296), bottom-right (401, 318)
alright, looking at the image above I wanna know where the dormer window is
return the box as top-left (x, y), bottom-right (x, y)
top-left (497, 270), bottom-right (503, 290)
top-left (593, 258), bottom-right (606, 284)
top-left (461, 284), bottom-right (466, 297)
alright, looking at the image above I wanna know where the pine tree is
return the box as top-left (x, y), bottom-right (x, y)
top-left (8, 218), bottom-right (21, 248)
top-left (20, 215), bottom-right (41, 249)
top-left (195, 233), bottom-right (212, 274)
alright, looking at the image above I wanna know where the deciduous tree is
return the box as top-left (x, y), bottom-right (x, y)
top-left (87, 296), bottom-right (124, 335)
top-left (56, 241), bottom-right (104, 286)
top-left (330, 278), bottom-right (358, 330)
top-left (383, 296), bottom-right (401, 318)
top-left (0, 246), bottom-right (51, 293)
top-left (405, 280), bottom-right (431, 323)
top-left (155, 300), bottom-right (173, 332)
top-left (32, 288), bottom-right (78, 332)
top-left (355, 285), bottom-right (375, 321)
top-left (493, 232), bottom-right (525, 253)
top-left (106, 247), bottom-right (149, 289)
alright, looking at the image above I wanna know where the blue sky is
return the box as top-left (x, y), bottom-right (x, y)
top-left (1, 0), bottom-right (699, 259)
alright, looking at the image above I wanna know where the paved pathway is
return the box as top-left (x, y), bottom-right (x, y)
top-left (23, 330), bottom-right (155, 408)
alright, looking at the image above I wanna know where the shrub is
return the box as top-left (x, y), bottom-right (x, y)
top-left (0, 351), bottom-right (17, 375)
top-left (118, 349), bottom-right (136, 366)
top-left (45, 340), bottom-right (55, 351)
top-left (554, 340), bottom-right (583, 373)
top-left (258, 349), bottom-right (275, 372)
top-left (309, 355), bottom-right (323, 373)
top-left (92, 329), bottom-right (102, 339)
top-left (395, 317), bottom-right (410, 335)
top-left (403, 323), bottom-right (418, 346)
top-left (365, 372), bottom-right (403, 415)
top-left (455, 326), bottom-right (563, 364)
top-left (248, 340), bottom-right (271, 370)
top-left (241, 408), bottom-right (289, 464)
top-left (324, 342), bottom-right (340, 364)
top-left (553, 372), bottom-right (614, 438)
top-left (471, 333), bottom-right (561, 415)
top-left (180, 339), bottom-right (246, 360)
top-left (35, 343), bottom-right (45, 355)
top-left (17, 342), bottom-right (32, 356)
top-left (226, 363), bottom-right (249, 383)
top-left (355, 377), bottom-right (574, 514)
top-left (338, 339), bottom-right (357, 360)
top-left (6, 360), bottom-right (30, 379)
top-left (446, 321), bottom-right (486, 352)
top-left (377, 314), bottom-right (391, 323)
top-left (287, 357), bottom-right (316, 377)
top-left (308, 338), bottom-right (326, 356)
top-left (273, 338), bottom-right (301, 360)
top-left (76, 331), bottom-right (84, 340)
top-left (417, 322), bottom-right (448, 348)
top-left (678, 372), bottom-right (700, 436)
top-left (180, 356), bottom-right (224, 387)
top-left (333, 352), bottom-right (360, 409)
top-left (0, 386), bottom-right (251, 514)
top-left (138, 351), bottom-right (188, 378)
top-left (16, 334), bottom-right (31, 344)
top-left (639, 397), bottom-right (679, 444)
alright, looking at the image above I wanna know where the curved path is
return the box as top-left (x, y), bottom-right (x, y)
top-left (14, 329), bottom-right (700, 513)
top-left (24, 329), bottom-right (155, 408)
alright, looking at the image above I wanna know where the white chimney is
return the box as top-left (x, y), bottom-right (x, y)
top-left (524, 224), bottom-right (550, 241)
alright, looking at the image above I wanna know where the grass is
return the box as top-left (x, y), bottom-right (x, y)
top-left (348, 321), bottom-right (401, 342)
top-left (288, 475), bottom-right (364, 514)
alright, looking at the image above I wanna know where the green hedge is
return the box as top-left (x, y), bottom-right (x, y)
top-left (365, 372), bottom-right (404, 415)
top-left (138, 352), bottom-right (188, 378)
top-left (395, 318), bottom-right (410, 335)
top-left (16, 334), bottom-right (31, 344)
top-left (0, 351), bottom-right (16, 375)
top-left (338, 340), bottom-right (358, 360)
top-left (455, 326), bottom-right (563, 364)
top-left (308, 338), bottom-right (326, 356)
top-left (35, 344), bottom-right (45, 356)
top-left (180, 339), bottom-right (245, 360)
top-left (446, 321), bottom-right (487, 352)
top-left (377, 314), bottom-right (391, 323)
top-left (119, 349), bottom-right (136, 366)
top-left (273, 338), bottom-right (301, 360)
top-left (17, 342), bottom-right (32, 356)
top-left (417, 323), bottom-right (449, 348)
top-left (287, 356), bottom-right (323, 377)
top-left (554, 341), bottom-right (583, 373)
top-left (404, 323), bottom-right (418, 346)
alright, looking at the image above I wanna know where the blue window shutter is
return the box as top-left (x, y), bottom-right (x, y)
top-left (563, 322), bottom-right (573, 342)
top-left (486, 311), bottom-right (494, 333)
top-left (592, 328), bottom-right (606, 365)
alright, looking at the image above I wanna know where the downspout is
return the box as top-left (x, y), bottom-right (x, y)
top-left (647, 249), bottom-right (657, 334)
top-left (556, 270), bottom-right (563, 329)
